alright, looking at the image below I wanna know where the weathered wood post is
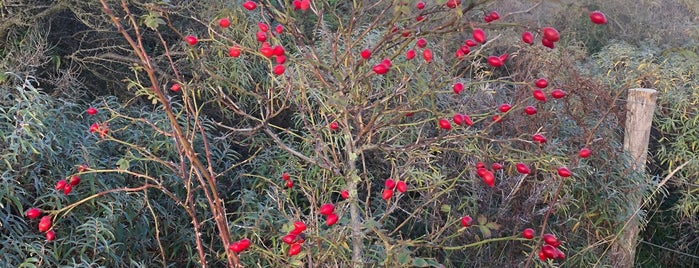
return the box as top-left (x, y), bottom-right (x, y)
top-left (612, 88), bottom-right (658, 267)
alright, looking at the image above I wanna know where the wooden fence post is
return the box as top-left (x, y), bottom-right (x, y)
top-left (612, 88), bottom-right (658, 267)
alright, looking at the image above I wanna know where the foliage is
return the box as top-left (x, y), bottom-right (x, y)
top-left (585, 41), bottom-right (699, 267)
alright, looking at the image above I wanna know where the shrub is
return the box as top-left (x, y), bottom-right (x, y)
top-left (3, 0), bottom-right (693, 267)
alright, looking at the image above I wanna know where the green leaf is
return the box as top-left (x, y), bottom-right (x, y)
top-left (413, 257), bottom-right (429, 267)
top-left (397, 251), bottom-right (412, 265)
top-left (479, 225), bottom-right (492, 238)
top-left (440, 204), bottom-right (451, 213)
top-left (486, 222), bottom-right (501, 230)
top-left (116, 158), bottom-right (130, 170)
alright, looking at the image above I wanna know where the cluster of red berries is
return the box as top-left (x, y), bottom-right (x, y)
top-left (26, 208), bottom-right (55, 241)
top-left (483, 11), bottom-right (500, 23)
top-left (382, 178), bottom-right (408, 200)
top-left (87, 107), bottom-right (108, 138)
top-left (55, 164), bottom-right (88, 195)
top-left (229, 238), bottom-right (251, 253)
top-left (281, 172), bottom-right (293, 188)
top-left (521, 229), bottom-right (566, 261)
top-left (319, 203), bottom-right (339, 226)
top-left (281, 221), bottom-right (307, 256)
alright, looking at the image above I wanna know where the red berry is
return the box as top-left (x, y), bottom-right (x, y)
top-left (488, 11), bottom-right (500, 21)
top-left (522, 228), bottom-right (535, 239)
top-left (553, 247), bottom-right (566, 259)
top-left (491, 163), bottom-right (503, 170)
top-left (479, 169), bottom-right (495, 187)
top-left (45, 230), bottom-right (56, 241)
top-left (325, 213), bottom-right (339, 226)
top-left (372, 63), bottom-right (389, 75)
top-left (273, 45), bottom-right (285, 56)
top-left (438, 118), bottom-right (452, 130)
top-left (522, 31), bottom-right (534, 44)
top-left (542, 245), bottom-right (556, 259)
top-left (551, 89), bottom-right (566, 99)
top-left (341, 190), bottom-right (349, 199)
top-left (260, 46), bottom-right (274, 58)
top-left (63, 184), bottom-right (72, 195)
top-left (452, 113), bottom-right (465, 126)
top-left (516, 163), bottom-right (531, 174)
top-left (285, 180), bottom-right (293, 188)
top-left (589, 11), bottom-right (608, 25)
top-left (464, 39), bottom-right (478, 47)
top-left (329, 121), bottom-right (339, 130)
top-left (446, 0), bottom-right (461, 9)
top-left (524, 106), bottom-right (538, 115)
top-left (298, 0), bottom-right (310, 10)
top-left (360, 49), bottom-right (371, 59)
top-left (385, 178), bottom-right (396, 189)
top-left (184, 35), bottom-right (198, 46)
top-left (273, 64), bottom-right (285, 75)
top-left (219, 18), bottom-right (231, 28)
top-left (532, 89), bottom-right (547, 102)
top-left (282, 234), bottom-right (297, 244)
top-left (228, 46), bottom-right (242, 57)
top-left (381, 58), bottom-right (392, 68)
top-left (26, 208), bottom-right (42, 219)
top-left (422, 49), bottom-right (433, 63)
top-left (538, 250), bottom-right (547, 261)
top-left (543, 233), bottom-right (558, 246)
top-left (288, 243), bottom-right (302, 256)
top-left (89, 123), bottom-right (99, 133)
top-left (579, 148), bottom-right (592, 158)
top-left (499, 103), bottom-right (511, 113)
top-left (542, 38), bottom-right (555, 49)
top-left (275, 24), bottom-right (284, 34)
top-left (275, 55), bottom-right (287, 64)
top-left (492, 115), bottom-right (503, 123)
top-left (416, 38), bottom-right (427, 48)
top-left (86, 107), bottom-right (98, 115)
top-left (258, 22), bottom-right (269, 32)
top-left (293, 221), bottom-right (307, 233)
top-left (532, 134), bottom-right (547, 144)
top-left (382, 189), bottom-right (393, 200)
top-left (542, 27), bottom-right (560, 42)
top-left (499, 53), bottom-right (509, 63)
top-left (282, 172), bottom-right (291, 181)
top-left (534, 78), bottom-right (548, 88)
top-left (406, 49), bottom-right (416, 60)
top-left (55, 179), bottom-right (67, 190)
top-left (460, 215), bottom-right (473, 227)
top-left (476, 162), bottom-right (486, 169)
top-left (242, 1), bottom-right (257, 11)
top-left (453, 82), bottom-right (464, 94)
top-left (256, 31), bottom-right (267, 42)
top-left (416, 1), bottom-right (425, 9)
top-left (229, 242), bottom-right (242, 253)
top-left (170, 83), bottom-right (181, 92)
top-left (459, 45), bottom-right (470, 54)
top-left (487, 56), bottom-right (503, 67)
top-left (472, 28), bottom-right (486, 43)
top-left (557, 167), bottom-right (572, 177)
top-left (38, 216), bottom-right (52, 232)
top-left (69, 175), bottom-right (81, 186)
top-left (319, 203), bottom-right (335, 215)
top-left (396, 181), bottom-right (407, 193)
top-left (238, 239), bottom-right (251, 251)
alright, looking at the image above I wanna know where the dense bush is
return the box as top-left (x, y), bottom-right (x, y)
top-left (1, 0), bottom-right (698, 267)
